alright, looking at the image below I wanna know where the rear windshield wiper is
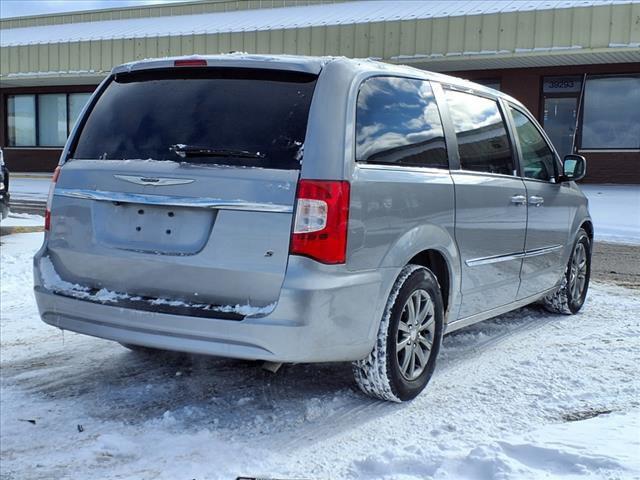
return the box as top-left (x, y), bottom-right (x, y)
top-left (170, 144), bottom-right (265, 159)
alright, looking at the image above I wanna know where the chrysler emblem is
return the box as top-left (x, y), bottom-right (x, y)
top-left (114, 175), bottom-right (195, 186)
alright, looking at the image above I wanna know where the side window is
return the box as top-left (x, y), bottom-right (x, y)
top-left (444, 89), bottom-right (514, 176)
top-left (356, 77), bottom-right (448, 169)
top-left (509, 107), bottom-right (557, 181)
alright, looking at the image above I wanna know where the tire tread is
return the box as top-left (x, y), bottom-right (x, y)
top-left (353, 264), bottom-right (428, 402)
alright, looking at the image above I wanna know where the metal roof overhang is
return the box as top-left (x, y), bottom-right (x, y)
top-left (2, 47), bottom-right (639, 88)
top-left (405, 47), bottom-right (640, 72)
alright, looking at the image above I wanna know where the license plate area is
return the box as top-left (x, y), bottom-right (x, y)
top-left (92, 201), bottom-right (216, 255)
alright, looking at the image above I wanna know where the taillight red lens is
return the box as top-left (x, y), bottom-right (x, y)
top-left (44, 166), bottom-right (61, 232)
top-left (290, 180), bottom-right (350, 264)
top-left (174, 59), bottom-right (207, 67)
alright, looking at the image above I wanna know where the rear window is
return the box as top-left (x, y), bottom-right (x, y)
top-left (71, 68), bottom-right (317, 169)
top-left (356, 76), bottom-right (448, 169)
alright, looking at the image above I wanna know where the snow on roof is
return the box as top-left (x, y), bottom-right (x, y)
top-left (0, 0), bottom-right (633, 47)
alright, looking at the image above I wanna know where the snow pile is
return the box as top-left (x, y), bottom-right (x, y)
top-left (352, 410), bottom-right (639, 479)
top-left (466, 410), bottom-right (639, 479)
top-left (2, 232), bottom-right (639, 480)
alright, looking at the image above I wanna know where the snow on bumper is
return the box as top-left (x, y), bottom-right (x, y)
top-left (33, 254), bottom-right (393, 363)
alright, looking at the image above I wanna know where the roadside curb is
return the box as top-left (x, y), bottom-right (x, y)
top-left (11, 173), bottom-right (53, 179)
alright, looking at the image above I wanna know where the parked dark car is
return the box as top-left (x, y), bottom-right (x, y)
top-left (0, 148), bottom-right (9, 220)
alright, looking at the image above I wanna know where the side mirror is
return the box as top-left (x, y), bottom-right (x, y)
top-left (559, 154), bottom-right (586, 182)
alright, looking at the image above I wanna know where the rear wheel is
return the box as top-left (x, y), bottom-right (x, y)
top-left (543, 228), bottom-right (591, 314)
top-left (353, 265), bottom-right (444, 402)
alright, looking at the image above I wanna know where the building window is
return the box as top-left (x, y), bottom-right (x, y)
top-left (38, 94), bottom-right (67, 146)
top-left (7, 95), bottom-right (36, 146)
top-left (6, 92), bottom-right (92, 147)
top-left (68, 93), bottom-right (92, 133)
top-left (581, 75), bottom-right (640, 150)
top-left (474, 79), bottom-right (501, 91)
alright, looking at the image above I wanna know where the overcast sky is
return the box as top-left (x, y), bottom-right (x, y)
top-left (0, 0), bottom-right (193, 19)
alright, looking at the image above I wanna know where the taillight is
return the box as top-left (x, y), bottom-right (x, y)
top-left (290, 180), bottom-right (350, 265)
top-left (44, 166), bottom-right (61, 232)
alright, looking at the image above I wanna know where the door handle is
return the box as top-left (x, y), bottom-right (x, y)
top-left (529, 195), bottom-right (544, 207)
top-left (510, 194), bottom-right (527, 205)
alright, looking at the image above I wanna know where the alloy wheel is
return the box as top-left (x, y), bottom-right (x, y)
top-left (570, 242), bottom-right (588, 300)
top-left (396, 289), bottom-right (436, 381)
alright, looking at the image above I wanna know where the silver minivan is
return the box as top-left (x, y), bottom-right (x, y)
top-left (34, 55), bottom-right (592, 402)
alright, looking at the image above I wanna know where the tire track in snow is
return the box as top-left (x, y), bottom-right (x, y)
top-left (270, 311), bottom-right (558, 451)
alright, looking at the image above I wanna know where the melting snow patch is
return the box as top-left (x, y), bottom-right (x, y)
top-left (213, 302), bottom-right (276, 316)
top-left (40, 256), bottom-right (91, 295)
top-left (431, 410), bottom-right (639, 480)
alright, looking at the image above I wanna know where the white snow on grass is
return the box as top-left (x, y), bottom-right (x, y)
top-left (1, 232), bottom-right (639, 479)
top-left (581, 185), bottom-right (640, 245)
top-left (8, 177), bottom-right (52, 202)
top-left (0, 212), bottom-right (44, 227)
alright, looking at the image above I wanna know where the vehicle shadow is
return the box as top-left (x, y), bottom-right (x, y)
top-left (2, 304), bottom-right (561, 446)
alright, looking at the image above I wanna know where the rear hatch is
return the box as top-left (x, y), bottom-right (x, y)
top-left (46, 66), bottom-right (317, 313)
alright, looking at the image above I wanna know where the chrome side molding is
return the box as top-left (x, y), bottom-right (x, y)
top-left (54, 188), bottom-right (293, 213)
top-left (466, 244), bottom-right (563, 267)
top-left (446, 285), bottom-right (558, 333)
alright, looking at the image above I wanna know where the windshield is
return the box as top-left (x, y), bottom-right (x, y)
top-left (71, 68), bottom-right (317, 169)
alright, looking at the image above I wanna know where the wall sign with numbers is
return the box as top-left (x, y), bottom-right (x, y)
top-left (543, 76), bottom-right (583, 93)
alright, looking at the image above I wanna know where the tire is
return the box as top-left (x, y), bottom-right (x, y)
top-left (543, 228), bottom-right (591, 315)
top-left (353, 265), bottom-right (444, 402)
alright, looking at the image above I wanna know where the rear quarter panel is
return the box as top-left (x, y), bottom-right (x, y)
top-left (347, 165), bottom-right (461, 321)
top-left (321, 67), bottom-right (463, 323)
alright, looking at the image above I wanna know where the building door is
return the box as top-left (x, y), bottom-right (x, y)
top-left (542, 76), bottom-right (583, 159)
top-left (543, 97), bottom-right (578, 159)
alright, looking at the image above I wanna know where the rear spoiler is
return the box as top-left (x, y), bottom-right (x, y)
top-left (112, 54), bottom-right (330, 76)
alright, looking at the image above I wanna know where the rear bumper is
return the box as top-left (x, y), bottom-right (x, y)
top-left (34, 254), bottom-right (397, 363)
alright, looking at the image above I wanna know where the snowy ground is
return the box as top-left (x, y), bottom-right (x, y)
top-left (581, 185), bottom-right (640, 245)
top-left (1, 232), bottom-right (639, 480)
top-left (0, 212), bottom-right (44, 228)
top-left (7, 176), bottom-right (51, 203)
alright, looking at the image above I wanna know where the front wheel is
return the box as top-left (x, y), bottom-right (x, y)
top-left (543, 228), bottom-right (591, 314)
top-left (353, 265), bottom-right (444, 402)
